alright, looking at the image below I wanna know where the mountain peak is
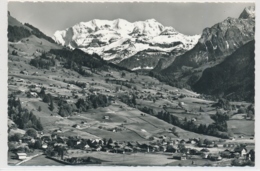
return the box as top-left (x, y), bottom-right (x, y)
top-left (239, 6), bottom-right (255, 19)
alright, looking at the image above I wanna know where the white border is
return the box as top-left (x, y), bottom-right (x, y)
top-left (1, 0), bottom-right (258, 171)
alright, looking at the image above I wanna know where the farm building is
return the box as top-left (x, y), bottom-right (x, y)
top-left (16, 153), bottom-right (27, 160)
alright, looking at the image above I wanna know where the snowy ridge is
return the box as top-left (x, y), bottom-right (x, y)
top-left (53, 18), bottom-right (200, 63)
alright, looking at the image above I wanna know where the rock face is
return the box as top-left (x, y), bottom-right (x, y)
top-left (160, 6), bottom-right (255, 73)
top-left (53, 19), bottom-right (200, 70)
top-left (193, 40), bottom-right (255, 102)
top-left (239, 6), bottom-right (255, 19)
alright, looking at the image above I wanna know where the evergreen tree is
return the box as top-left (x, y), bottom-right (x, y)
top-left (49, 99), bottom-right (54, 111)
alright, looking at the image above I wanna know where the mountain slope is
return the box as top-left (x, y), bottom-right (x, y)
top-left (193, 40), bottom-right (255, 102)
top-left (52, 19), bottom-right (200, 70)
top-left (160, 16), bottom-right (255, 74)
top-left (8, 12), bottom-right (56, 44)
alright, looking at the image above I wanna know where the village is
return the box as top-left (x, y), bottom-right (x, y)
top-left (9, 127), bottom-right (255, 166)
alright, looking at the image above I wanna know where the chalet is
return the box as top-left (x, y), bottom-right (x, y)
top-left (41, 135), bottom-right (51, 142)
top-left (20, 70), bottom-right (28, 75)
top-left (201, 152), bottom-right (209, 159)
top-left (16, 153), bottom-right (27, 160)
top-left (159, 146), bottom-right (167, 152)
top-left (21, 136), bottom-right (34, 144)
top-left (127, 142), bottom-right (137, 148)
top-left (42, 143), bottom-right (48, 149)
top-left (32, 72), bottom-right (38, 76)
top-left (81, 121), bottom-right (87, 124)
top-left (96, 146), bottom-right (102, 151)
top-left (190, 149), bottom-right (200, 155)
top-left (191, 118), bottom-right (197, 122)
top-left (107, 143), bottom-right (115, 149)
top-left (220, 150), bottom-right (233, 158)
top-left (124, 146), bottom-right (133, 152)
top-left (229, 137), bottom-right (236, 141)
top-left (174, 153), bottom-right (187, 160)
top-left (172, 140), bottom-right (179, 145)
top-left (180, 139), bottom-right (186, 144)
top-left (186, 139), bottom-right (196, 144)
top-left (209, 154), bottom-right (222, 161)
top-left (103, 116), bottom-right (110, 120)
top-left (166, 145), bottom-right (177, 153)
top-left (72, 124), bottom-right (80, 129)
top-left (233, 146), bottom-right (247, 157)
top-left (30, 92), bottom-right (38, 97)
top-left (152, 145), bottom-right (159, 152)
top-left (200, 148), bottom-right (210, 153)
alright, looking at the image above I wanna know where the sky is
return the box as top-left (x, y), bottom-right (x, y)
top-left (8, 2), bottom-right (254, 36)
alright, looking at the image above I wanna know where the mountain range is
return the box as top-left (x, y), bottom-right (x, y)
top-left (53, 19), bottom-right (200, 70)
top-left (7, 6), bottom-right (255, 102)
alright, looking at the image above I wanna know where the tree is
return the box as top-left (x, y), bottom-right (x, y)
top-left (108, 138), bottom-right (113, 144)
top-left (25, 128), bottom-right (38, 138)
top-left (8, 142), bottom-right (16, 151)
top-left (121, 72), bottom-right (126, 78)
top-left (178, 144), bottom-right (186, 153)
top-left (49, 99), bottom-right (54, 111)
top-left (34, 140), bottom-right (42, 149)
top-left (10, 133), bottom-right (22, 142)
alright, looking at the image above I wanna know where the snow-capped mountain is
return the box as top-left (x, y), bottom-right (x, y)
top-left (53, 19), bottom-right (200, 69)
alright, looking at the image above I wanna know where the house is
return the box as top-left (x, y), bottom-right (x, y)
top-left (172, 140), bottom-right (179, 145)
top-left (190, 149), bottom-right (200, 155)
top-left (220, 150), bottom-right (233, 158)
top-left (42, 143), bottom-right (48, 149)
top-left (21, 136), bottom-right (34, 144)
top-left (103, 116), bottom-right (110, 120)
top-left (191, 118), bottom-right (197, 122)
top-left (200, 148), bottom-right (210, 153)
top-left (72, 124), bottom-right (80, 129)
top-left (81, 121), bottom-right (87, 124)
top-left (173, 153), bottom-right (187, 160)
top-left (17, 79), bottom-right (24, 82)
top-left (30, 92), bottom-right (38, 97)
top-left (41, 135), bottom-right (51, 142)
top-left (124, 146), bottom-right (133, 152)
top-left (201, 152), bottom-right (209, 159)
top-left (233, 146), bottom-right (247, 157)
top-left (16, 153), bottom-right (27, 160)
top-left (180, 139), bottom-right (186, 144)
top-left (159, 146), bottom-right (167, 152)
top-left (186, 139), bottom-right (196, 144)
top-left (229, 137), bottom-right (235, 141)
top-left (96, 146), bottom-right (102, 151)
top-left (209, 154), bottom-right (222, 161)
top-left (20, 70), bottom-right (28, 75)
top-left (166, 145), bottom-right (177, 153)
